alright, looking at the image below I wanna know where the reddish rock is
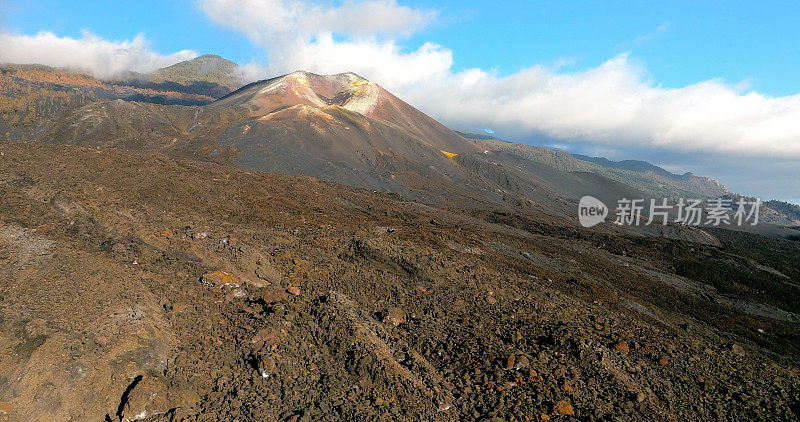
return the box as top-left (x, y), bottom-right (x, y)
top-left (384, 307), bottom-right (407, 326)
top-left (35, 224), bottom-right (53, 233)
top-left (612, 341), bottom-right (630, 355)
top-left (172, 302), bottom-right (189, 313)
top-left (261, 288), bottom-right (289, 303)
top-left (553, 400), bottom-right (574, 416)
top-left (251, 327), bottom-right (280, 346)
top-left (0, 402), bottom-right (13, 415)
top-left (287, 286), bottom-right (301, 296)
top-left (505, 354), bottom-right (516, 370)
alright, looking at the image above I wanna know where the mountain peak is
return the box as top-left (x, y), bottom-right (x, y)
top-left (151, 54), bottom-right (241, 89)
top-left (215, 70), bottom-right (382, 116)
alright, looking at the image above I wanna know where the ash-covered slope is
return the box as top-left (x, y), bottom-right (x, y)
top-left (208, 71), bottom-right (500, 200)
top-left (212, 71), bottom-right (477, 155)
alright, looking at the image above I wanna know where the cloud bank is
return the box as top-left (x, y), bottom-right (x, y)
top-left (0, 30), bottom-right (197, 78)
top-left (197, 0), bottom-right (800, 159)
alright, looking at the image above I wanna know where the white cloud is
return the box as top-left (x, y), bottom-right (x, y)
top-left (403, 55), bottom-right (800, 158)
top-left (0, 30), bottom-right (197, 78)
top-left (197, 0), bottom-right (434, 42)
top-left (196, 0), bottom-right (447, 87)
top-left (196, 0), bottom-right (800, 159)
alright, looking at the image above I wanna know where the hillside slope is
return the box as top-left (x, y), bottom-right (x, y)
top-left (1, 142), bottom-right (798, 420)
top-left (463, 134), bottom-right (728, 199)
top-left (151, 54), bottom-right (240, 90)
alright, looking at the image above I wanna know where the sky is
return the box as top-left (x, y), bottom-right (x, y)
top-left (0, 0), bottom-right (798, 203)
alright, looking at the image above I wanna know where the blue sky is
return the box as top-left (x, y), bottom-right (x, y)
top-left (1, 0), bottom-right (799, 202)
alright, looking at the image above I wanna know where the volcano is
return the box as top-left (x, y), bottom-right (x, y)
top-left (208, 71), bottom-right (490, 198)
top-left (213, 71), bottom-right (476, 154)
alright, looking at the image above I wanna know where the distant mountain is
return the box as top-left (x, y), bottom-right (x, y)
top-left (766, 200), bottom-right (800, 223)
top-left (150, 54), bottom-right (241, 91)
top-left (0, 64), bottom-right (223, 141)
top-left (572, 154), bottom-right (689, 180)
top-left (459, 131), bottom-right (729, 199)
top-left (459, 131), bottom-right (799, 227)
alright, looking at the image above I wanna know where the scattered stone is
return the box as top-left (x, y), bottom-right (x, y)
top-left (505, 354), bottom-right (516, 370)
top-left (553, 400), bottom-right (574, 416)
top-left (251, 327), bottom-right (280, 346)
top-left (255, 260), bottom-right (282, 284)
top-left (612, 341), bottom-right (630, 355)
top-left (287, 286), bottom-right (301, 296)
top-left (540, 413), bottom-right (550, 421)
top-left (636, 391), bottom-right (647, 403)
top-left (118, 376), bottom-right (170, 422)
top-left (729, 344), bottom-right (745, 356)
top-left (169, 407), bottom-right (196, 420)
top-left (658, 356), bottom-right (669, 365)
top-left (230, 288), bottom-right (247, 298)
top-left (562, 380), bottom-right (575, 394)
top-left (172, 302), bottom-right (189, 314)
top-left (514, 355), bottom-right (530, 370)
top-left (383, 307), bottom-right (407, 326)
top-left (35, 224), bottom-right (53, 233)
top-left (161, 229), bottom-right (174, 238)
top-left (261, 288), bottom-right (289, 303)
top-left (257, 355), bottom-right (277, 378)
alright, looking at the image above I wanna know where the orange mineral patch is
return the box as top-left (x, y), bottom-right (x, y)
top-left (201, 270), bottom-right (242, 289)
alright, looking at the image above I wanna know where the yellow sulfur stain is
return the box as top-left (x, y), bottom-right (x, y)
top-left (440, 150), bottom-right (458, 158)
